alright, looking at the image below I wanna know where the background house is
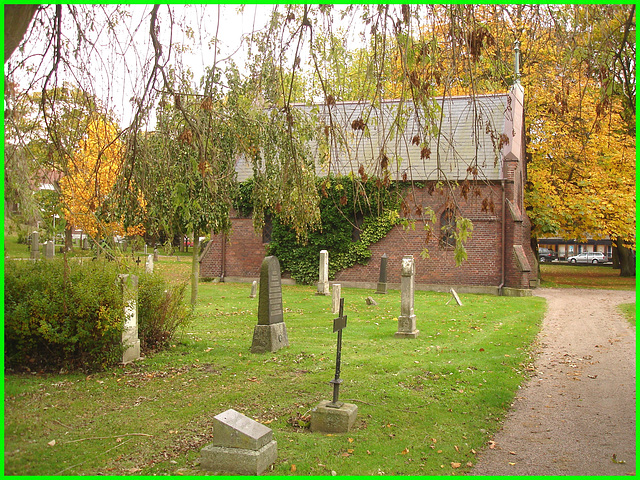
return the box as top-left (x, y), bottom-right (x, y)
top-left (200, 84), bottom-right (538, 295)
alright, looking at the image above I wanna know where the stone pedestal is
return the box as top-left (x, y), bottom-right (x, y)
top-left (395, 255), bottom-right (419, 338)
top-left (200, 409), bottom-right (277, 475)
top-left (250, 322), bottom-right (289, 354)
top-left (310, 400), bottom-right (358, 433)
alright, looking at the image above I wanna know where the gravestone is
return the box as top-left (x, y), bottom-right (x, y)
top-left (375, 253), bottom-right (389, 294)
top-left (395, 255), bottom-right (419, 338)
top-left (144, 244), bottom-right (148, 255)
top-left (250, 256), bottom-right (289, 353)
top-left (249, 280), bottom-right (258, 299)
top-left (30, 231), bottom-right (39, 260)
top-left (446, 288), bottom-right (463, 306)
top-left (153, 247), bottom-right (159, 262)
top-left (145, 254), bottom-right (154, 274)
top-left (316, 250), bottom-right (330, 295)
top-left (44, 240), bottom-right (55, 259)
top-left (365, 296), bottom-right (378, 306)
top-left (331, 284), bottom-right (341, 314)
top-left (119, 274), bottom-right (141, 363)
top-left (310, 298), bottom-right (358, 433)
top-left (200, 409), bottom-right (277, 475)
top-left (82, 236), bottom-right (89, 250)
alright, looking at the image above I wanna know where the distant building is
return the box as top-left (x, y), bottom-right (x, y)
top-left (201, 84), bottom-right (538, 295)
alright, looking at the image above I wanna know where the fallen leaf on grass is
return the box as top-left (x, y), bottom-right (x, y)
top-left (466, 462), bottom-right (473, 467)
top-left (400, 448), bottom-right (410, 455)
top-left (348, 437), bottom-right (354, 443)
top-left (128, 467), bottom-right (141, 473)
top-left (509, 451), bottom-right (516, 455)
top-left (291, 464), bottom-right (297, 472)
top-left (488, 441), bottom-right (496, 449)
top-left (47, 440), bottom-right (56, 447)
top-left (451, 462), bottom-right (461, 468)
top-left (454, 445), bottom-right (460, 453)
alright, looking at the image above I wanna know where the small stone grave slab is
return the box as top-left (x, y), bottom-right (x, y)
top-left (30, 231), bottom-right (39, 260)
top-left (446, 288), bottom-right (463, 306)
top-left (250, 280), bottom-right (258, 298)
top-left (251, 256), bottom-right (289, 353)
top-left (200, 409), bottom-right (277, 475)
top-left (365, 296), bottom-right (378, 306)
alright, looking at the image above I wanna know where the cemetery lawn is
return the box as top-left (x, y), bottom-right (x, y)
top-left (4, 280), bottom-right (545, 475)
top-left (539, 263), bottom-right (635, 290)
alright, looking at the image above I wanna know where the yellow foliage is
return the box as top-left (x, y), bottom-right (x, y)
top-left (59, 115), bottom-right (145, 239)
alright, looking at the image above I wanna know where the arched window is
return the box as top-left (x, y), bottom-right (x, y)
top-left (440, 208), bottom-right (456, 248)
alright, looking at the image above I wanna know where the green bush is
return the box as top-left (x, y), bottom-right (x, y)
top-left (4, 259), bottom-right (190, 372)
top-left (137, 273), bottom-right (191, 352)
top-left (4, 259), bottom-right (124, 371)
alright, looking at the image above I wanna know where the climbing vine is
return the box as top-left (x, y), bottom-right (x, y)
top-left (239, 175), bottom-right (400, 285)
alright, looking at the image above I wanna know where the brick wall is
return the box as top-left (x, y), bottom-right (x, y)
top-left (200, 181), bottom-right (538, 291)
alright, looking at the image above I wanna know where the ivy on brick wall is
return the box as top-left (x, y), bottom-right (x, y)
top-left (270, 175), bottom-right (400, 284)
top-left (234, 176), bottom-right (400, 285)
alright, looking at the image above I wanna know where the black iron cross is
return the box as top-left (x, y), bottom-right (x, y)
top-left (328, 297), bottom-right (347, 408)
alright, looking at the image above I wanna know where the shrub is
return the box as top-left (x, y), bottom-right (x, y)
top-left (4, 259), bottom-right (124, 371)
top-left (4, 259), bottom-right (191, 372)
top-left (137, 273), bottom-right (191, 352)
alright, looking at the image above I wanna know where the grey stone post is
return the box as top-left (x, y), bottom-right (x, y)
top-left (395, 255), bottom-right (419, 338)
top-left (249, 280), bottom-right (258, 298)
top-left (317, 249), bottom-right (330, 295)
top-left (119, 274), bottom-right (141, 363)
top-left (332, 284), bottom-right (342, 314)
top-left (44, 240), bottom-right (55, 259)
top-left (153, 247), bottom-right (159, 262)
top-left (30, 231), bottom-right (39, 260)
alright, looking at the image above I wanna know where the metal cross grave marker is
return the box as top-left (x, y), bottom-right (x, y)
top-left (328, 297), bottom-right (347, 408)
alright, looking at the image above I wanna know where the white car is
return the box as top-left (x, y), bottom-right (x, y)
top-left (567, 252), bottom-right (608, 264)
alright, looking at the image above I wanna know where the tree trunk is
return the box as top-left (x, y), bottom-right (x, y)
top-left (65, 223), bottom-right (73, 251)
top-left (613, 237), bottom-right (635, 277)
top-left (191, 231), bottom-right (200, 307)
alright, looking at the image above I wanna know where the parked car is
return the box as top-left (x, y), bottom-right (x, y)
top-left (567, 252), bottom-right (608, 264)
top-left (538, 247), bottom-right (558, 263)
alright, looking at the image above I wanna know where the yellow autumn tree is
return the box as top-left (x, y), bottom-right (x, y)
top-left (59, 115), bottom-right (145, 240)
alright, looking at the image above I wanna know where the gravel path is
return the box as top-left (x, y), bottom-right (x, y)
top-left (470, 288), bottom-right (636, 476)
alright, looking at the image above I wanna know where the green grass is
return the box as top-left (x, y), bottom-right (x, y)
top-left (4, 279), bottom-right (546, 476)
top-left (540, 263), bottom-right (636, 290)
top-left (618, 303), bottom-right (636, 327)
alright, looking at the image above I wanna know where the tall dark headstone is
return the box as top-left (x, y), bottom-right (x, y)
top-left (375, 253), bottom-right (389, 294)
top-left (251, 256), bottom-right (289, 353)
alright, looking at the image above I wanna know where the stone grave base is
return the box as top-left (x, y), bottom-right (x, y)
top-left (375, 282), bottom-right (388, 294)
top-left (122, 339), bottom-right (140, 364)
top-left (250, 322), bottom-right (289, 353)
top-left (395, 315), bottom-right (419, 338)
top-left (310, 400), bottom-right (358, 433)
top-left (200, 441), bottom-right (277, 475)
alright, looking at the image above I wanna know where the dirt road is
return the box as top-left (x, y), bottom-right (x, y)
top-left (470, 288), bottom-right (636, 476)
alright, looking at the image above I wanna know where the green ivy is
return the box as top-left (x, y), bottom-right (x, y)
top-left (264, 176), bottom-right (400, 285)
